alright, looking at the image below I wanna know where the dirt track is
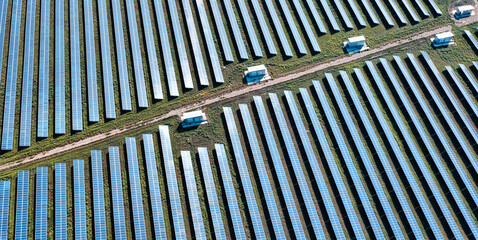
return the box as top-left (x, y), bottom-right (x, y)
top-left (0, 25), bottom-right (453, 172)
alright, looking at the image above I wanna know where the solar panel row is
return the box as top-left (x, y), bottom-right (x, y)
top-left (400, 0), bottom-right (420, 22)
top-left (374, 0), bottom-right (395, 26)
top-left (38, 0), bottom-right (50, 137)
top-left (91, 151), bottom-right (107, 239)
top-left (19, 0), bottom-right (36, 147)
top-left (427, 0), bottom-right (442, 15)
top-left (158, 126), bottom-right (187, 239)
top-left (264, 0), bottom-right (292, 57)
top-left (70, 0), bottom-right (83, 131)
top-left (209, 0), bottom-right (234, 62)
top-left (1, 0), bottom-right (22, 150)
top-left (73, 160), bottom-right (86, 240)
top-left (223, 0), bottom-right (248, 60)
top-left (359, 0), bottom-right (380, 25)
top-left (237, 0), bottom-right (263, 57)
top-left (303, 0), bottom-right (327, 33)
top-left (413, 0), bottom-right (430, 16)
top-left (316, 0), bottom-right (340, 31)
top-left (0, 0), bottom-right (8, 82)
top-left (290, 0), bottom-right (320, 52)
top-left (35, 167), bottom-right (48, 240)
top-left (84, 0), bottom-right (99, 123)
top-left (15, 171), bottom-right (29, 240)
top-left (332, 0), bottom-right (354, 29)
top-left (344, 0), bottom-right (366, 27)
top-left (387, 0), bottom-right (408, 24)
top-left (249, 0), bottom-right (277, 55)
top-left (55, 0), bottom-right (66, 134)
top-left (459, 63), bottom-right (478, 95)
top-left (0, 181), bottom-right (10, 240)
top-left (108, 147), bottom-right (128, 240)
top-left (445, 66), bottom-right (478, 123)
top-left (55, 163), bottom-right (67, 240)
top-left (277, 0), bottom-right (307, 54)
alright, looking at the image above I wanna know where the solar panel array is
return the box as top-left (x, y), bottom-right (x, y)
top-left (70, 0), bottom-right (83, 132)
top-left (445, 66), bottom-right (478, 123)
top-left (15, 171), bottom-right (29, 239)
top-left (108, 147), bottom-right (127, 240)
top-left (290, 0), bottom-right (321, 52)
top-left (0, 0), bottom-right (8, 78)
top-left (84, 0), bottom-right (99, 123)
top-left (277, 0), bottom-right (308, 55)
top-left (344, 0), bottom-right (366, 27)
top-left (91, 151), bottom-right (107, 239)
top-left (0, 181), bottom-right (10, 240)
top-left (55, 0), bottom-right (66, 134)
top-left (237, 0), bottom-right (262, 57)
top-left (209, 0), bottom-right (233, 62)
top-left (304, 0), bottom-right (328, 33)
top-left (223, 0), bottom-right (248, 60)
top-left (333, 0), bottom-right (354, 29)
top-left (465, 30), bottom-right (478, 51)
top-left (35, 167), bottom-right (48, 240)
top-left (264, 0), bottom-right (292, 57)
top-left (73, 160), bottom-right (86, 240)
top-left (460, 63), bottom-right (478, 95)
top-left (250, 0), bottom-right (277, 55)
top-left (55, 163), bottom-right (67, 240)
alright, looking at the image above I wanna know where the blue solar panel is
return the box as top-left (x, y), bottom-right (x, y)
top-left (35, 167), bottom-right (48, 240)
top-left (181, 0), bottom-right (209, 86)
top-left (37, 0), bottom-right (50, 136)
top-left (400, 0), bottom-right (420, 22)
top-left (181, 151), bottom-right (207, 239)
top-left (97, 0), bottom-right (116, 119)
top-left (298, 90), bottom-right (365, 239)
top-left (303, 0), bottom-right (327, 33)
top-left (0, 181), bottom-right (10, 240)
top-left (368, 58), bottom-right (476, 237)
top-left (125, 0), bottom-right (149, 107)
top-left (125, 138), bottom-right (147, 239)
top-left (249, 0), bottom-right (277, 55)
top-left (152, 0), bottom-right (182, 92)
top-left (332, 0), bottom-right (354, 29)
top-left (358, 0), bottom-right (380, 24)
top-left (19, 0), bottom-right (36, 147)
top-left (108, 147), bottom-right (127, 240)
top-left (283, 92), bottom-right (346, 239)
top-left (331, 72), bottom-right (408, 238)
top-left (277, 0), bottom-right (308, 54)
top-left (0, 0), bottom-right (8, 84)
top-left (445, 66), bottom-right (478, 123)
top-left (373, 0), bottom-right (395, 26)
top-left (344, 0), bottom-right (366, 27)
top-left (238, 105), bottom-right (288, 239)
top-left (252, 96), bottom-right (306, 238)
top-left (55, 163), bottom-right (67, 240)
top-left (413, 0), bottom-right (430, 16)
top-left (315, 0), bottom-right (341, 31)
top-left (84, 0), bottom-right (99, 122)
top-left (290, 0), bottom-right (321, 52)
top-left (70, 0), bottom-right (83, 131)
top-left (459, 63), bottom-right (478, 96)
top-left (197, 148), bottom-right (226, 239)
top-left (195, 0), bottom-right (224, 83)
top-left (142, 134), bottom-right (167, 239)
top-left (263, 0), bottom-right (292, 57)
top-left (1, 0), bottom-right (22, 150)
top-left (158, 126), bottom-right (187, 239)
top-left (91, 151), bottom-right (107, 239)
top-left (139, 0), bottom-right (167, 98)
top-left (237, 0), bottom-right (263, 57)
top-left (209, 0), bottom-right (234, 62)
top-left (387, 0), bottom-right (408, 24)
top-left (15, 171), bottom-right (29, 239)
top-left (313, 81), bottom-right (384, 238)
top-left (382, 57), bottom-right (464, 238)
top-left (420, 51), bottom-right (478, 173)
top-left (111, 0), bottom-right (132, 111)
top-left (426, 0), bottom-right (442, 15)
top-left (214, 144), bottom-right (246, 240)
top-left (73, 160), bottom-right (86, 240)
top-left (268, 94), bottom-right (326, 238)
top-left (55, 0), bottom-right (66, 134)
top-left (166, 0), bottom-right (193, 89)
top-left (223, 0), bottom-right (248, 59)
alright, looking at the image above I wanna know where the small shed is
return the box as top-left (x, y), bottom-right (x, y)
top-left (181, 110), bottom-right (207, 128)
top-left (244, 64), bottom-right (271, 84)
top-left (431, 32), bottom-right (455, 47)
top-left (455, 5), bottom-right (474, 19)
top-left (343, 36), bottom-right (369, 53)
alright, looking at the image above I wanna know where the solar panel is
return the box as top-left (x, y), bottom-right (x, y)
top-left (55, 0), bottom-right (66, 134)
top-left (194, 0), bottom-right (224, 83)
top-left (35, 167), bottom-right (48, 240)
top-left (153, 0), bottom-right (183, 91)
top-left (445, 66), bottom-right (478, 122)
top-left (237, 0), bottom-right (263, 57)
top-left (268, 94), bottom-right (326, 238)
top-left (19, 0), bottom-right (36, 147)
top-left (314, 0), bottom-right (341, 31)
top-left (181, 151), bottom-right (207, 239)
top-left (412, 0), bottom-right (430, 16)
top-left (420, 51), bottom-right (478, 172)
top-left (70, 0), bottom-right (83, 131)
top-left (91, 151), bottom-right (107, 239)
top-left (277, 0), bottom-right (308, 54)
top-left (97, 0), bottom-right (116, 119)
top-left (312, 81), bottom-right (384, 238)
top-left (373, 0), bottom-right (395, 26)
top-left (139, 0), bottom-right (168, 98)
top-left (1, 0), bottom-right (22, 150)
top-left (426, 0), bottom-right (442, 15)
top-left (223, 0), bottom-right (248, 59)
top-left (108, 147), bottom-right (127, 240)
top-left (380, 58), bottom-right (464, 238)
top-left (165, 0), bottom-right (193, 89)
top-left (387, 0), bottom-right (407, 24)
top-left (252, 96), bottom-right (306, 238)
top-left (125, 0), bottom-right (149, 107)
top-left (15, 171), bottom-right (29, 239)
top-left (400, 0), bottom-right (420, 22)
top-left (197, 148), bottom-right (226, 239)
top-left (209, 0), bottom-right (234, 62)
top-left (55, 163), bottom-right (67, 240)
top-left (181, 0), bottom-right (209, 86)
top-left (73, 160), bottom-right (86, 240)
top-left (84, 0), bottom-right (99, 122)
top-left (368, 58), bottom-right (476, 237)
top-left (283, 92), bottom-right (346, 238)
top-left (125, 138), bottom-right (147, 239)
top-left (0, 181), bottom-right (10, 240)
top-left (303, 0), bottom-right (327, 33)
top-left (249, 0), bottom-right (277, 55)
top-left (214, 144), bottom-right (246, 240)
top-left (297, 90), bottom-right (365, 239)
top-left (158, 126), bottom-right (187, 239)
top-left (0, 0), bottom-right (8, 82)
top-left (142, 134), bottom-right (167, 239)
top-left (111, 0), bottom-right (132, 111)
top-left (344, 0), bottom-right (366, 27)
top-left (459, 63), bottom-right (478, 95)
top-left (330, 72), bottom-right (408, 238)
top-left (357, 0), bottom-right (380, 24)
top-left (237, 105), bottom-right (286, 239)
top-left (290, 0), bottom-right (321, 52)
top-left (332, 0), bottom-right (354, 29)
top-left (263, 0), bottom-right (292, 57)
top-left (37, 0), bottom-right (50, 136)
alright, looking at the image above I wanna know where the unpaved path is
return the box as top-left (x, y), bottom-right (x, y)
top-left (0, 25), bottom-right (452, 172)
